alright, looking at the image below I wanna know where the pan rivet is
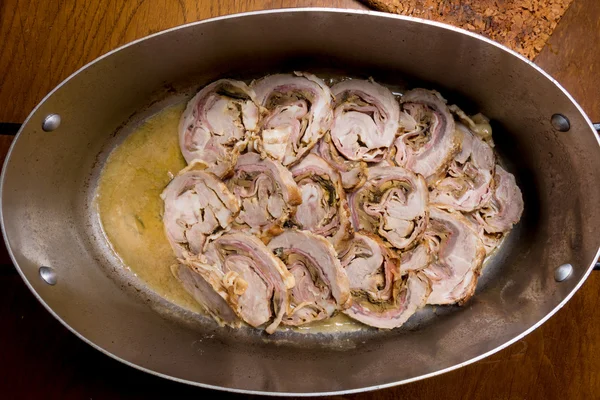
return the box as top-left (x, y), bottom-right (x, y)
top-left (42, 114), bottom-right (61, 132)
top-left (551, 114), bottom-right (570, 132)
top-left (554, 263), bottom-right (573, 282)
top-left (39, 266), bottom-right (57, 285)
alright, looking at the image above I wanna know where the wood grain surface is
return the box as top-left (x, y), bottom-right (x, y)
top-left (1, 0), bottom-right (599, 399)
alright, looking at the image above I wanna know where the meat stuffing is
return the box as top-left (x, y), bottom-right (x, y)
top-left (161, 73), bottom-right (524, 333)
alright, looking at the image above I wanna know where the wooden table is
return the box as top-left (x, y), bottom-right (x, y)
top-left (1, 1), bottom-right (599, 398)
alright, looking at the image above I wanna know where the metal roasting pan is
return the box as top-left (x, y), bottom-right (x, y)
top-left (2, 8), bottom-right (600, 396)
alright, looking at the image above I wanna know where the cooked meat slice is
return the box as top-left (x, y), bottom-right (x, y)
top-left (179, 79), bottom-right (260, 177)
top-left (422, 207), bottom-right (486, 305)
top-left (227, 152), bottom-right (301, 239)
top-left (472, 165), bottom-right (524, 234)
top-left (348, 166), bottom-right (428, 251)
top-left (171, 263), bottom-right (241, 328)
top-left (330, 79), bottom-right (399, 162)
top-left (252, 72), bottom-right (333, 166)
top-left (290, 154), bottom-right (353, 251)
top-left (340, 232), bottom-right (430, 329)
top-left (268, 229), bottom-right (351, 325)
top-left (161, 163), bottom-right (240, 257)
top-left (316, 132), bottom-right (367, 190)
top-left (429, 122), bottom-right (495, 212)
top-left (391, 89), bottom-right (461, 182)
top-left (180, 232), bottom-right (294, 334)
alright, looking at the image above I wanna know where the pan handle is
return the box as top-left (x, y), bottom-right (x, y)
top-left (591, 123), bottom-right (599, 271)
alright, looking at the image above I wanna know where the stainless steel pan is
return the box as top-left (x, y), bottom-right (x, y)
top-left (2, 8), bottom-right (600, 396)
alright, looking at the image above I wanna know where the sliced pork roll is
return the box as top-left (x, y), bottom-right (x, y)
top-left (227, 153), bottom-right (302, 239)
top-left (171, 263), bottom-right (241, 328)
top-left (180, 231), bottom-right (294, 334)
top-left (429, 122), bottom-right (495, 212)
top-left (290, 154), bottom-right (353, 251)
top-left (472, 165), bottom-right (524, 234)
top-left (161, 163), bottom-right (240, 257)
top-left (316, 132), bottom-right (367, 190)
top-left (422, 207), bottom-right (486, 305)
top-left (268, 230), bottom-right (351, 325)
top-left (179, 79), bottom-right (260, 177)
top-left (330, 79), bottom-right (400, 162)
top-left (348, 166), bottom-right (428, 251)
top-left (391, 89), bottom-right (461, 182)
top-left (252, 72), bottom-right (333, 165)
top-left (340, 232), bottom-right (431, 329)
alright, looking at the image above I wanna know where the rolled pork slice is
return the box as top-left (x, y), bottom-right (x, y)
top-left (330, 79), bottom-right (399, 162)
top-left (252, 72), bottom-right (333, 166)
top-left (290, 153), bottom-right (353, 251)
top-left (341, 232), bottom-right (431, 329)
top-left (227, 152), bottom-right (302, 239)
top-left (422, 207), bottom-right (486, 305)
top-left (472, 165), bottom-right (524, 234)
top-left (179, 79), bottom-right (260, 177)
top-left (348, 166), bottom-right (428, 251)
top-left (316, 132), bottom-right (367, 190)
top-left (179, 231), bottom-right (294, 334)
top-left (429, 122), bottom-right (495, 212)
top-left (391, 89), bottom-right (461, 183)
top-left (171, 263), bottom-right (241, 328)
top-left (161, 163), bottom-right (240, 257)
top-left (268, 229), bottom-right (351, 326)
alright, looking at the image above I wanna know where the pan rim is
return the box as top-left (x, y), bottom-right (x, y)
top-left (2, 7), bottom-right (599, 396)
